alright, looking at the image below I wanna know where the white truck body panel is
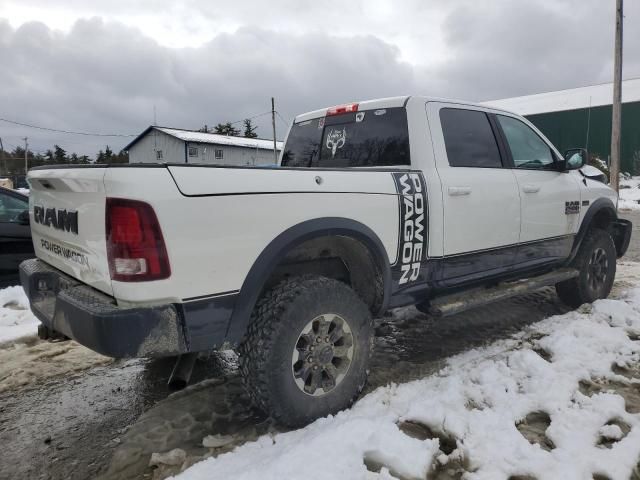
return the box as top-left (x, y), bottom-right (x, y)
top-left (167, 165), bottom-right (403, 196)
top-left (27, 165), bottom-right (402, 307)
top-left (106, 166), bottom-right (400, 305)
top-left (426, 101), bottom-right (521, 255)
top-left (512, 168), bottom-right (581, 241)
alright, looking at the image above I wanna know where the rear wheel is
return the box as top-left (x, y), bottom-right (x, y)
top-left (238, 275), bottom-right (373, 427)
top-left (556, 228), bottom-right (616, 308)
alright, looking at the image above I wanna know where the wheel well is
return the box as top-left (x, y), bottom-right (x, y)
top-left (263, 235), bottom-right (385, 314)
top-left (590, 207), bottom-right (616, 232)
top-left (566, 202), bottom-right (618, 266)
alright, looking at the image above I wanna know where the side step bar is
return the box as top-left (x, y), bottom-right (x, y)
top-left (428, 268), bottom-right (579, 317)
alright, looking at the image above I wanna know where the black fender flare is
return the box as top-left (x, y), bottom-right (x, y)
top-left (225, 217), bottom-right (392, 344)
top-left (566, 197), bottom-right (617, 264)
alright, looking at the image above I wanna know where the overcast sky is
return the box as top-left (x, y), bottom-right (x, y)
top-left (0, 0), bottom-right (639, 157)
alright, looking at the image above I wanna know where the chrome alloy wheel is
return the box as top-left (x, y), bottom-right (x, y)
top-left (291, 313), bottom-right (354, 396)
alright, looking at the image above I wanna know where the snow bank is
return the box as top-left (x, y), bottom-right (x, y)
top-left (0, 286), bottom-right (39, 345)
top-left (619, 176), bottom-right (640, 211)
top-left (175, 273), bottom-right (640, 480)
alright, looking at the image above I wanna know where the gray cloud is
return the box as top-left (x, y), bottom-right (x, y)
top-left (0, 0), bottom-right (638, 157)
top-left (425, 0), bottom-right (640, 101)
top-left (0, 18), bottom-right (416, 156)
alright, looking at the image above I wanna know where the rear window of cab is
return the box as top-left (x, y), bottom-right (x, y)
top-left (281, 107), bottom-right (410, 168)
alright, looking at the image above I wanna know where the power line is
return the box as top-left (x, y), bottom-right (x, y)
top-left (1, 107), bottom-right (288, 141)
top-left (0, 117), bottom-right (136, 137)
top-left (228, 111), bottom-right (273, 125)
top-left (275, 111), bottom-right (290, 127)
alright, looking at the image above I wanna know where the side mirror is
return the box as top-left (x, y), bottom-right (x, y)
top-left (562, 148), bottom-right (588, 171)
top-left (17, 210), bottom-right (30, 225)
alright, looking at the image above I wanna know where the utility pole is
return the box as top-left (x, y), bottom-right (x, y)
top-left (610, 0), bottom-right (623, 193)
top-left (23, 137), bottom-right (28, 175)
top-left (271, 97), bottom-right (278, 163)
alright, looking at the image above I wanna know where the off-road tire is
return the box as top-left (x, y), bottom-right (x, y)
top-left (238, 275), bottom-right (373, 427)
top-left (556, 228), bottom-right (616, 308)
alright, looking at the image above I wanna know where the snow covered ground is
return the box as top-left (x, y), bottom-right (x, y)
top-left (0, 285), bottom-right (112, 392)
top-left (0, 285), bottom-right (39, 345)
top-left (619, 176), bottom-right (640, 211)
top-left (175, 265), bottom-right (640, 480)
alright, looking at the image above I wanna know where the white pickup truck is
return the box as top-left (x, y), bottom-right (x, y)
top-left (20, 96), bottom-right (632, 426)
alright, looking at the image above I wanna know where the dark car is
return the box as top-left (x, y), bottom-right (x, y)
top-left (0, 186), bottom-right (33, 288)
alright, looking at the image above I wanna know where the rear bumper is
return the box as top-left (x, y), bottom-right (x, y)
top-left (612, 219), bottom-right (632, 258)
top-left (19, 258), bottom-right (189, 358)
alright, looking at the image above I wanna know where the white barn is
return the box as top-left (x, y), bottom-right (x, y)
top-left (125, 126), bottom-right (283, 166)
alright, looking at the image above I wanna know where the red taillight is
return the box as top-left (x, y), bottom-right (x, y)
top-left (106, 198), bottom-right (171, 282)
top-left (326, 103), bottom-right (359, 116)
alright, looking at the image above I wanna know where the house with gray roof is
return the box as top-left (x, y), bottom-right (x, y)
top-left (125, 126), bottom-right (283, 166)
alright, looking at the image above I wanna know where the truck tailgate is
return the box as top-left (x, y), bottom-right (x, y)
top-left (28, 168), bottom-right (112, 296)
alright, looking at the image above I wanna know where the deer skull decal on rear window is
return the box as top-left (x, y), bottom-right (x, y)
top-left (326, 128), bottom-right (347, 158)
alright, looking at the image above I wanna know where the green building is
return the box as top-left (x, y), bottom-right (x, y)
top-left (484, 78), bottom-right (640, 174)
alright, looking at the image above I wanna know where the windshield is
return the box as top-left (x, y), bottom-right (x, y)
top-left (281, 107), bottom-right (410, 168)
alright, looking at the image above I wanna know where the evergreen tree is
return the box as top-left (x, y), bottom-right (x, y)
top-left (213, 122), bottom-right (241, 136)
top-left (0, 143), bottom-right (127, 171)
top-left (53, 145), bottom-right (67, 164)
top-left (243, 118), bottom-right (258, 138)
top-left (110, 150), bottom-right (129, 164)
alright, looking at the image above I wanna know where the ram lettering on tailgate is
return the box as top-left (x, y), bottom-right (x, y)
top-left (34, 206), bottom-right (78, 234)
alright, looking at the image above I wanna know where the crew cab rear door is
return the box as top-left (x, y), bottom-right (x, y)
top-left (427, 102), bottom-right (521, 281)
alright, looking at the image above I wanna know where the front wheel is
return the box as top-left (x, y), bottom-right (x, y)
top-left (556, 228), bottom-right (617, 308)
top-left (239, 275), bottom-right (373, 427)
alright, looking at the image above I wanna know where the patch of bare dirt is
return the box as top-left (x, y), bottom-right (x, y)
top-left (579, 360), bottom-right (640, 415)
top-left (516, 411), bottom-right (555, 451)
top-left (0, 338), bottom-right (112, 393)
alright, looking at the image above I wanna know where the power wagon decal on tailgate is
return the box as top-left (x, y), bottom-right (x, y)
top-left (391, 172), bottom-right (428, 287)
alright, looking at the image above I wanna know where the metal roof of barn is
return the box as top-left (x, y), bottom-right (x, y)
top-left (481, 77), bottom-right (640, 116)
top-left (124, 126), bottom-right (284, 151)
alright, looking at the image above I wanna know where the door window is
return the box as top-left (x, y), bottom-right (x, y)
top-left (440, 108), bottom-right (503, 168)
top-left (497, 115), bottom-right (555, 169)
top-left (0, 191), bottom-right (28, 223)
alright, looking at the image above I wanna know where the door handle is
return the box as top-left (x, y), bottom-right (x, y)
top-left (448, 186), bottom-right (471, 196)
top-left (522, 184), bottom-right (540, 193)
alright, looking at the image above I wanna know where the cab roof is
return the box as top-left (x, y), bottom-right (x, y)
top-left (293, 95), bottom-right (515, 123)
